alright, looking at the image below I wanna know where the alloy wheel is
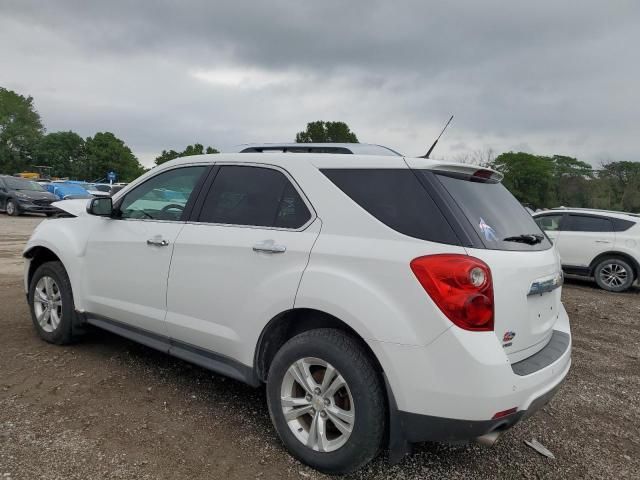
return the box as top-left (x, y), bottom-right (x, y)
top-left (280, 357), bottom-right (355, 452)
top-left (6, 201), bottom-right (15, 215)
top-left (599, 263), bottom-right (628, 289)
top-left (33, 276), bottom-right (63, 333)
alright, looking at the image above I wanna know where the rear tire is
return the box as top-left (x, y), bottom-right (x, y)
top-left (28, 261), bottom-right (77, 344)
top-left (266, 329), bottom-right (386, 475)
top-left (6, 199), bottom-right (19, 216)
top-left (594, 257), bottom-right (635, 292)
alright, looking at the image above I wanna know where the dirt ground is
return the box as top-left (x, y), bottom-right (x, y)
top-left (1, 215), bottom-right (639, 479)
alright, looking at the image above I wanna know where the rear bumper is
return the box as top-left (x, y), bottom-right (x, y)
top-left (370, 304), bottom-right (571, 447)
top-left (396, 373), bottom-right (564, 443)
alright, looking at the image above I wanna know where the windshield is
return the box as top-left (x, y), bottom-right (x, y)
top-left (433, 172), bottom-right (552, 251)
top-left (5, 177), bottom-right (46, 191)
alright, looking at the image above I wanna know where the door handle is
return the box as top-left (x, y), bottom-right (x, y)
top-left (595, 240), bottom-right (612, 244)
top-left (147, 238), bottom-right (169, 247)
top-left (253, 240), bottom-right (286, 254)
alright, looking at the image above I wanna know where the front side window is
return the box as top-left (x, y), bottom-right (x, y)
top-left (534, 214), bottom-right (564, 232)
top-left (198, 166), bottom-right (311, 228)
top-left (566, 215), bottom-right (613, 233)
top-left (118, 166), bottom-right (206, 221)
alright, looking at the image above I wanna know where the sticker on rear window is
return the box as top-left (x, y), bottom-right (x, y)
top-left (479, 217), bottom-right (497, 241)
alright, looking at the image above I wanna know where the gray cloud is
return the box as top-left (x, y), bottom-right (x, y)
top-left (1, 0), bottom-right (638, 166)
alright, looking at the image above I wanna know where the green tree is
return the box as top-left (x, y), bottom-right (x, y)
top-left (35, 131), bottom-right (85, 178)
top-left (490, 152), bottom-right (555, 209)
top-left (550, 155), bottom-right (594, 208)
top-left (295, 121), bottom-right (359, 143)
top-left (595, 161), bottom-right (640, 211)
top-left (84, 132), bottom-right (144, 182)
top-left (154, 143), bottom-right (219, 166)
top-left (0, 87), bottom-right (44, 174)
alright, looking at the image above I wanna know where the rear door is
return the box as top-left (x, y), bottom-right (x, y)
top-left (165, 164), bottom-right (320, 365)
top-left (554, 214), bottom-right (615, 267)
top-left (418, 169), bottom-right (563, 363)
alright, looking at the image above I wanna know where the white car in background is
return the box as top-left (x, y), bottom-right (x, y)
top-left (533, 208), bottom-right (640, 292)
top-left (23, 147), bottom-right (571, 474)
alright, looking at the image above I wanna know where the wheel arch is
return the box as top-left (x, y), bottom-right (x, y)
top-left (253, 308), bottom-right (385, 383)
top-left (24, 246), bottom-right (62, 287)
top-left (589, 251), bottom-right (639, 279)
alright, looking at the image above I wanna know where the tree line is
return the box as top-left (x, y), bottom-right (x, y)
top-left (0, 87), bottom-right (223, 182)
top-left (473, 152), bottom-right (640, 212)
top-left (2, 86), bottom-right (637, 211)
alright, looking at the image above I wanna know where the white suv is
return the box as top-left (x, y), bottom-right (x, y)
top-left (533, 208), bottom-right (640, 292)
top-left (24, 150), bottom-right (571, 474)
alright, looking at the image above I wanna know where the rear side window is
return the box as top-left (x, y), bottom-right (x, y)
top-left (321, 169), bottom-right (460, 245)
top-left (612, 218), bottom-right (636, 232)
top-left (198, 166), bottom-right (311, 228)
top-left (566, 215), bottom-right (613, 232)
top-left (432, 172), bottom-right (551, 251)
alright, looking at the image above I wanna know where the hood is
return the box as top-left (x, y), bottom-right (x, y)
top-left (51, 199), bottom-right (91, 217)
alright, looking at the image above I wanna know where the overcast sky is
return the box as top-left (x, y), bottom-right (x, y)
top-left (1, 1), bottom-right (638, 167)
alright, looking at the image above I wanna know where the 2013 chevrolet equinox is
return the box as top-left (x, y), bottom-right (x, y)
top-left (23, 148), bottom-right (571, 474)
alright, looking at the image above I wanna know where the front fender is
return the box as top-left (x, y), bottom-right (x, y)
top-left (23, 217), bottom-right (91, 310)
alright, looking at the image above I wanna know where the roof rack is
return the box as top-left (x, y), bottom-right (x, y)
top-left (236, 143), bottom-right (402, 156)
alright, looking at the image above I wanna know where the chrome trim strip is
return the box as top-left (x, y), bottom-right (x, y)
top-left (528, 272), bottom-right (564, 296)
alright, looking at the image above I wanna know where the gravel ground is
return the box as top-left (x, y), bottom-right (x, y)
top-left (0, 214), bottom-right (639, 479)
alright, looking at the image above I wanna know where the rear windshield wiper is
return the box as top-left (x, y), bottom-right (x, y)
top-left (503, 233), bottom-right (544, 245)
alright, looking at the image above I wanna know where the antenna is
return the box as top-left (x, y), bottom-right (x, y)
top-left (421, 115), bottom-right (454, 159)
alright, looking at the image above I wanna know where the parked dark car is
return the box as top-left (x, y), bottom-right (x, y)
top-left (0, 175), bottom-right (60, 216)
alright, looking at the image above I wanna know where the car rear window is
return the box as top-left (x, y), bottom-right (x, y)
top-left (432, 172), bottom-right (552, 251)
top-left (321, 169), bottom-right (460, 245)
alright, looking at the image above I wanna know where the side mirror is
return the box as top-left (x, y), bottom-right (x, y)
top-left (87, 197), bottom-right (113, 216)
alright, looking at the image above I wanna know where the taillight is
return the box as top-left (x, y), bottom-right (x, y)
top-left (410, 254), bottom-right (494, 331)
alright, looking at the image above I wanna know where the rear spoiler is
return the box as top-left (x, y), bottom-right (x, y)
top-left (404, 158), bottom-right (504, 182)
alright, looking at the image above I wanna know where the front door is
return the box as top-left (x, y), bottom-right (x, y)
top-left (166, 164), bottom-right (320, 365)
top-left (83, 165), bottom-right (208, 334)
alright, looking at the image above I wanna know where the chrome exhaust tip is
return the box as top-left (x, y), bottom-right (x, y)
top-left (475, 430), bottom-right (502, 447)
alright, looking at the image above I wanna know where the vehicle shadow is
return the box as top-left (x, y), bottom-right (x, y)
top-left (74, 326), bottom-right (491, 478)
top-left (563, 274), bottom-right (640, 294)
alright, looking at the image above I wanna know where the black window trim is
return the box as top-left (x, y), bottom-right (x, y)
top-left (413, 170), bottom-right (485, 249)
top-left (112, 163), bottom-right (213, 223)
top-left (187, 162), bottom-right (317, 232)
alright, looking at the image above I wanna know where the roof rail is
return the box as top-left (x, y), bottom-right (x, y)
top-left (235, 143), bottom-right (402, 156)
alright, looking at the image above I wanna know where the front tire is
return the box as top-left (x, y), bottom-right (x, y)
top-left (28, 261), bottom-right (76, 344)
top-left (266, 329), bottom-right (386, 475)
top-left (594, 257), bottom-right (635, 292)
top-left (6, 199), bottom-right (19, 216)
